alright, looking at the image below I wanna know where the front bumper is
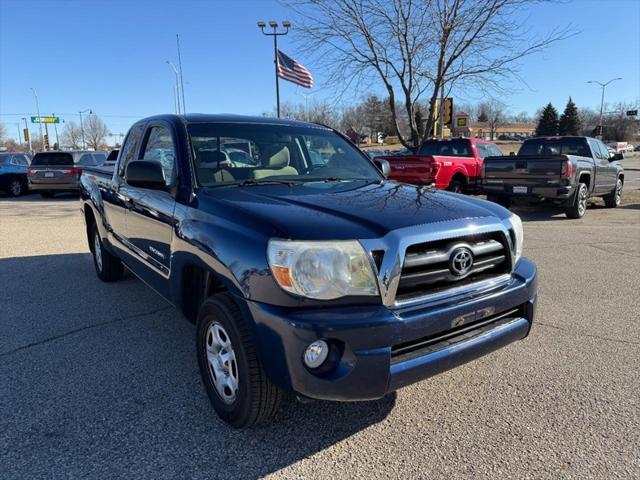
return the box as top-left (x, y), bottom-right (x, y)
top-left (243, 258), bottom-right (537, 401)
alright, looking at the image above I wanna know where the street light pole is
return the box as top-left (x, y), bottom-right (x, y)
top-left (30, 88), bottom-right (44, 151)
top-left (587, 77), bottom-right (622, 138)
top-left (79, 109), bottom-right (92, 149)
top-left (16, 123), bottom-right (22, 148)
top-left (52, 113), bottom-right (60, 149)
top-left (166, 61), bottom-right (182, 114)
top-left (258, 20), bottom-right (291, 118)
top-left (22, 117), bottom-right (32, 153)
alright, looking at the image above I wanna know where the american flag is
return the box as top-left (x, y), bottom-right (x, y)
top-left (276, 50), bottom-right (313, 89)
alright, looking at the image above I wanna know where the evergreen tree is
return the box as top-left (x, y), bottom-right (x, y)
top-left (559, 97), bottom-right (581, 136)
top-left (477, 108), bottom-right (489, 123)
top-left (535, 103), bottom-right (559, 136)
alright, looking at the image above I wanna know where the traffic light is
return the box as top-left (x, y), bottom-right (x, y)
top-left (443, 98), bottom-right (453, 125)
top-left (23, 128), bottom-right (30, 142)
top-left (44, 134), bottom-right (50, 150)
top-left (595, 125), bottom-right (603, 137)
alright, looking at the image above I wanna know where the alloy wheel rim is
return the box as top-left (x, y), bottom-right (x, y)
top-left (10, 180), bottom-right (21, 196)
top-left (578, 187), bottom-right (587, 216)
top-left (93, 232), bottom-right (103, 272)
top-left (205, 322), bottom-right (239, 404)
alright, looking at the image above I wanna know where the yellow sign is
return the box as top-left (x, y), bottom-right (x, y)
top-left (456, 117), bottom-right (468, 127)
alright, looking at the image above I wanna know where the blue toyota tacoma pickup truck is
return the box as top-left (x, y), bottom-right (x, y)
top-left (80, 114), bottom-right (537, 428)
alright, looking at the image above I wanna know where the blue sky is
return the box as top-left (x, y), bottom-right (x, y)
top-left (1, 0), bottom-right (638, 141)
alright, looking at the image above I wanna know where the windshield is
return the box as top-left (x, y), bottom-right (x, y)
top-left (31, 152), bottom-right (74, 166)
top-left (187, 123), bottom-right (382, 187)
top-left (519, 138), bottom-right (590, 157)
top-left (418, 139), bottom-right (472, 157)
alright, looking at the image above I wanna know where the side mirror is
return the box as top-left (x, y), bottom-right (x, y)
top-left (373, 158), bottom-right (390, 178)
top-left (126, 161), bottom-right (166, 189)
top-left (610, 153), bottom-right (624, 161)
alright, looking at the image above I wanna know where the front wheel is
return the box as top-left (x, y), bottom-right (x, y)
top-left (196, 293), bottom-right (282, 428)
top-left (565, 183), bottom-right (588, 219)
top-left (603, 178), bottom-right (623, 208)
top-left (90, 223), bottom-right (124, 282)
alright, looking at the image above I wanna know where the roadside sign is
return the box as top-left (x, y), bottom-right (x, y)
top-left (626, 110), bottom-right (637, 116)
top-left (31, 116), bottom-right (60, 124)
top-left (456, 117), bottom-right (468, 127)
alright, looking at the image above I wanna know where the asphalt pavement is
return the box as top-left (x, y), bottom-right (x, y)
top-left (1, 189), bottom-right (639, 479)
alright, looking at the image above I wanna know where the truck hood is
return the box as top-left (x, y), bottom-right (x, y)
top-left (199, 180), bottom-right (509, 240)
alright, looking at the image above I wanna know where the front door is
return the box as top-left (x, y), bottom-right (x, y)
top-left (124, 123), bottom-right (178, 294)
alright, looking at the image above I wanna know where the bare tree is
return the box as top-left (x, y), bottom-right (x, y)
top-left (0, 122), bottom-right (7, 144)
top-left (478, 98), bottom-right (507, 140)
top-left (286, 0), bottom-right (572, 150)
top-left (61, 121), bottom-right (83, 149)
top-left (84, 115), bottom-right (110, 151)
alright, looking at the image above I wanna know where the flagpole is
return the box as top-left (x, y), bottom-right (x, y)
top-left (258, 21), bottom-right (291, 119)
top-left (273, 31), bottom-right (280, 118)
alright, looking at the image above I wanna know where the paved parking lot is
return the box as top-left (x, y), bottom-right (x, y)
top-left (1, 187), bottom-right (639, 479)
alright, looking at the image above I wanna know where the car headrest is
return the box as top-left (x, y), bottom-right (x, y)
top-left (265, 146), bottom-right (290, 168)
top-left (199, 150), bottom-right (229, 166)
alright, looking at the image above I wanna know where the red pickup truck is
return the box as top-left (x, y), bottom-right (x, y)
top-left (381, 138), bottom-right (504, 193)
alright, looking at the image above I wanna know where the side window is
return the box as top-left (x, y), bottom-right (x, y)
top-left (476, 143), bottom-right (488, 159)
top-left (118, 124), bottom-right (145, 177)
top-left (488, 145), bottom-right (503, 157)
top-left (140, 125), bottom-right (176, 187)
top-left (78, 154), bottom-right (96, 166)
top-left (18, 155), bottom-right (30, 165)
top-left (93, 153), bottom-right (106, 165)
top-left (597, 141), bottom-right (611, 160)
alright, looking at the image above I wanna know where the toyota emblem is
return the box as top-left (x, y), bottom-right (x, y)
top-left (449, 247), bottom-right (474, 276)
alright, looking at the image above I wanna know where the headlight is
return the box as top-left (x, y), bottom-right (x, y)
top-left (509, 213), bottom-right (524, 263)
top-left (267, 240), bottom-right (379, 300)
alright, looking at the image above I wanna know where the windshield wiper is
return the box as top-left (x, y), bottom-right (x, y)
top-left (232, 179), bottom-right (303, 187)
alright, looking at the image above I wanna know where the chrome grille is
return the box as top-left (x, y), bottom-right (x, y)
top-left (395, 232), bottom-right (511, 302)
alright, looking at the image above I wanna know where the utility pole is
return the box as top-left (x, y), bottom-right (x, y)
top-left (16, 123), bottom-right (22, 148)
top-left (79, 109), bottom-right (92, 149)
top-left (587, 77), bottom-right (622, 138)
top-left (52, 113), bottom-right (59, 149)
top-left (258, 20), bottom-right (291, 118)
top-left (438, 81), bottom-right (445, 140)
top-left (166, 61), bottom-right (182, 114)
top-left (22, 117), bottom-right (32, 152)
top-left (176, 34), bottom-right (187, 114)
top-left (30, 88), bottom-right (44, 151)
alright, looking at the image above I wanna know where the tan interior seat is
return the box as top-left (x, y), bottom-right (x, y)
top-left (253, 146), bottom-right (298, 179)
top-left (197, 150), bottom-right (235, 184)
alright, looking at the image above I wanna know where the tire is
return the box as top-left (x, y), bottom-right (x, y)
top-left (196, 293), bottom-right (282, 428)
top-left (8, 178), bottom-right (24, 197)
top-left (565, 182), bottom-right (588, 219)
top-left (39, 191), bottom-right (54, 198)
top-left (90, 223), bottom-right (124, 282)
top-left (603, 178), bottom-right (623, 208)
top-left (447, 178), bottom-right (464, 194)
top-left (486, 194), bottom-right (511, 209)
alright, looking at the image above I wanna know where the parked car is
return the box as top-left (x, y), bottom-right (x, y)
top-left (0, 152), bottom-right (31, 196)
top-left (28, 150), bottom-right (107, 197)
top-left (481, 136), bottom-right (624, 218)
top-left (80, 114), bottom-right (537, 428)
top-left (379, 137), bottom-right (503, 193)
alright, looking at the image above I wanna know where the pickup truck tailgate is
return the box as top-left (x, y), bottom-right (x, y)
top-left (484, 155), bottom-right (565, 184)
top-left (381, 155), bottom-right (434, 184)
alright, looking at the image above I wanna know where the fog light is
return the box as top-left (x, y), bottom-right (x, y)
top-left (303, 340), bottom-right (329, 369)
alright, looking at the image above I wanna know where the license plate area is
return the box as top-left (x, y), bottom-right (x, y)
top-left (44, 172), bottom-right (54, 177)
top-left (513, 186), bottom-right (528, 194)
